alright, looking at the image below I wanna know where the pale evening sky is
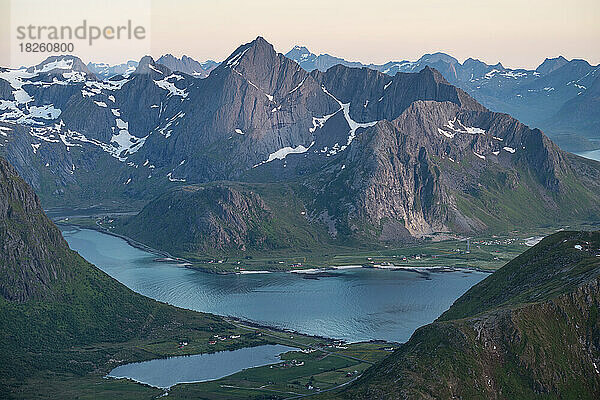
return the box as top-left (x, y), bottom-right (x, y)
top-left (1, 0), bottom-right (599, 69)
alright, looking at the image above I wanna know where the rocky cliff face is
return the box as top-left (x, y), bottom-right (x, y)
top-left (156, 54), bottom-right (218, 78)
top-left (0, 157), bottom-right (74, 301)
top-left (285, 47), bottom-right (600, 148)
top-left (303, 98), bottom-right (592, 239)
top-left (339, 231), bottom-right (600, 399)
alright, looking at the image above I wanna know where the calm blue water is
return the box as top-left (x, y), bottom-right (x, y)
top-left (61, 227), bottom-right (487, 343)
top-left (108, 344), bottom-right (295, 388)
top-left (577, 149), bottom-right (600, 162)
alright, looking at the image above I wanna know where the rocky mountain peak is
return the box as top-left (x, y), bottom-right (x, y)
top-left (26, 55), bottom-right (96, 79)
top-left (286, 45), bottom-right (314, 59)
top-left (214, 36), bottom-right (307, 98)
top-left (155, 54), bottom-right (219, 77)
top-left (419, 65), bottom-right (447, 83)
top-left (87, 60), bottom-right (138, 79)
top-left (221, 36), bottom-right (278, 71)
top-left (133, 55), bottom-right (172, 76)
top-left (417, 52), bottom-right (459, 65)
top-left (536, 55), bottom-right (569, 75)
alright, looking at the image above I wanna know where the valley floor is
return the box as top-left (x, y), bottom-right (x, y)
top-left (10, 319), bottom-right (393, 400)
top-left (56, 214), bottom-right (600, 274)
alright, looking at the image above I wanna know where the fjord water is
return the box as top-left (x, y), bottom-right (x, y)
top-left (108, 344), bottom-right (295, 388)
top-left (578, 149), bottom-right (600, 162)
top-left (61, 227), bottom-right (487, 343)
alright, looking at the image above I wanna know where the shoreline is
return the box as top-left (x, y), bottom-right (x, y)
top-left (223, 315), bottom-right (401, 347)
top-left (56, 222), bottom-right (195, 265)
top-left (58, 222), bottom-right (494, 276)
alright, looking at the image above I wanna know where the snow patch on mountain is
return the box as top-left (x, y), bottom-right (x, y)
top-left (253, 141), bottom-right (315, 167)
top-left (154, 75), bottom-right (188, 98)
top-left (473, 151), bottom-right (486, 160)
top-left (109, 118), bottom-right (147, 160)
top-left (321, 85), bottom-right (379, 146)
top-left (147, 64), bottom-right (163, 74)
top-left (33, 58), bottom-right (74, 73)
top-left (0, 68), bottom-right (35, 104)
top-left (82, 78), bottom-right (129, 97)
top-left (440, 118), bottom-right (486, 138)
top-left (157, 111), bottom-right (185, 138)
top-left (0, 126), bottom-right (11, 136)
top-left (310, 111), bottom-right (338, 133)
top-left (29, 105), bottom-right (61, 120)
top-left (289, 77), bottom-right (306, 94)
top-left (231, 69), bottom-right (273, 102)
top-left (226, 47), bottom-right (251, 68)
top-left (438, 128), bottom-right (455, 138)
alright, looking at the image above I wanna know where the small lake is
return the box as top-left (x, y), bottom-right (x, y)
top-left (577, 149), bottom-right (600, 162)
top-left (107, 344), bottom-right (295, 388)
top-left (61, 227), bottom-right (488, 343)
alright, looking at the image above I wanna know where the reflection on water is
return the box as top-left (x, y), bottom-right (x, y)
top-left (62, 227), bottom-right (487, 343)
top-left (108, 344), bottom-right (295, 388)
top-left (577, 149), bottom-right (600, 162)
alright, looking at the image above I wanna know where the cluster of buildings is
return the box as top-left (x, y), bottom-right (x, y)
top-left (208, 334), bottom-right (241, 345)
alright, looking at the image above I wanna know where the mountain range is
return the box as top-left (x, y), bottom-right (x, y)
top-left (80, 45), bottom-right (600, 153)
top-left (0, 37), bottom-right (599, 252)
top-left (87, 55), bottom-right (219, 79)
top-left (285, 46), bottom-right (600, 151)
top-left (3, 147), bottom-right (599, 398)
top-left (156, 54), bottom-right (219, 78)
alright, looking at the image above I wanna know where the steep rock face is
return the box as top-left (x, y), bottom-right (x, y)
top-left (0, 78), bottom-right (14, 100)
top-left (536, 56), bottom-right (569, 75)
top-left (101, 38), bottom-right (600, 244)
top-left (0, 157), bottom-right (74, 301)
top-left (314, 65), bottom-right (485, 124)
top-left (156, 54), bottom-right (218, 78)
top-left (306, 99), bottom-right (587, 239)
top-left (128, 37), bottom-right (341, 182)
top-left (1, 37), bottom-right (600, 242)
top-left (339, 231), bottom-right (600, 399)
top-left (285, 47), bottom-right (600, 147)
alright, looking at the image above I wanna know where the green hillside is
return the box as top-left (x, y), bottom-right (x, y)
top-left (332, 231), bottom-right (600, 399)
top-left (114, 181), bottom-right (335, 258)
top-left (0, 157), bottom-right (265, 398)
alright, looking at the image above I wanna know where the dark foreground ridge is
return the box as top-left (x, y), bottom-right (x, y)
top-left (0, 157), bottom-right (256, 398)
top-left (331, 230), bottom-right (600, 399)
